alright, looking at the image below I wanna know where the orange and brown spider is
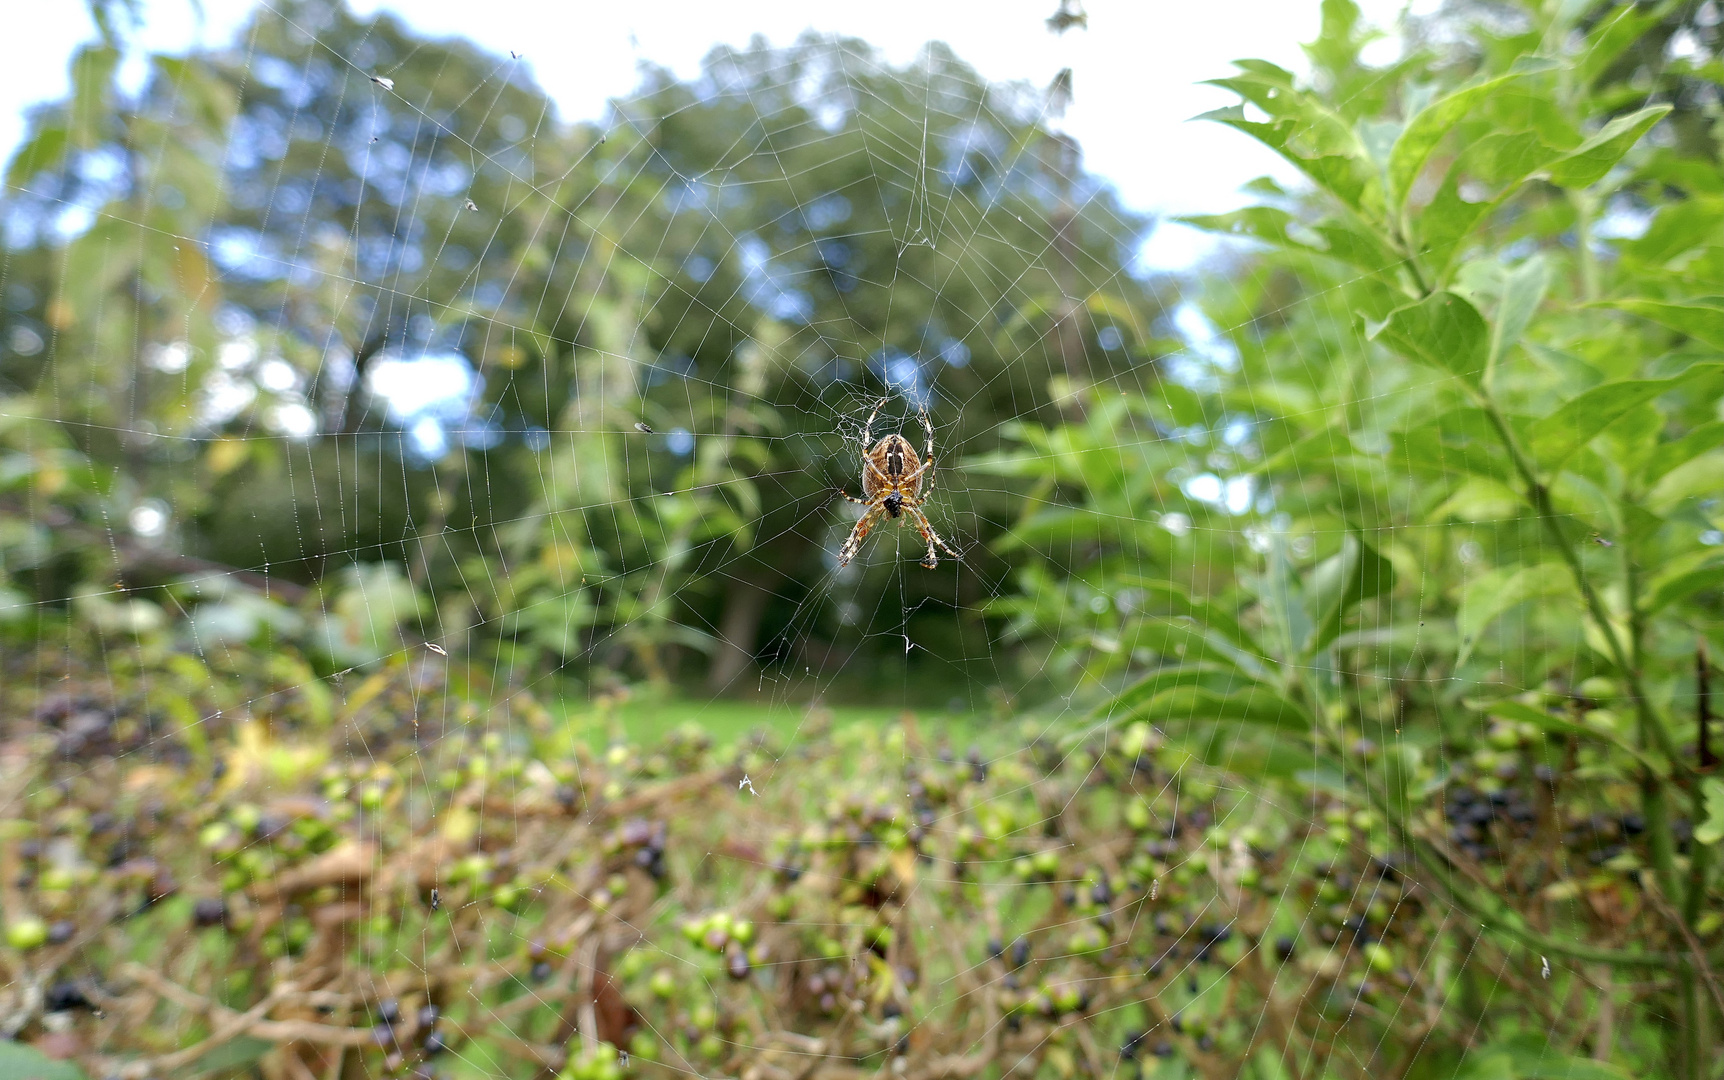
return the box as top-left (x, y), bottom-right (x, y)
top-left (836, 397), bottom-right (960, 570)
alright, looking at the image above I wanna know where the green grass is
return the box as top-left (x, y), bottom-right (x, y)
top-left (556, 691), bottom-right (992, 753)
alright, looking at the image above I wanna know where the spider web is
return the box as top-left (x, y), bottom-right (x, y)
top-left (0, 2), bottom-right (1625, 1078)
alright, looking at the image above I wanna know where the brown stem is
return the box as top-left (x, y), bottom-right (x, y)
top-left (1639, 871), bottom-right (1724, 1021)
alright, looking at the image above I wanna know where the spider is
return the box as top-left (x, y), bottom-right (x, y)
top-left (836, 397), bottom-right (960, 570)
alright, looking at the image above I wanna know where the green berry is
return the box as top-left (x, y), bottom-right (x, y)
top-left (6, 916), bottom-right (50, 951)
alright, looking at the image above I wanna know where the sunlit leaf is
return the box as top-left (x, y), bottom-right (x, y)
top-left (1387, 71), bottom-right (1527, 209)
top-left (1368, 291), bottom-right (1489, 388)
top-left (1544, 105), bottom-right (1671, 188)
top-left (1487, 253), bottom-right (1549, 376)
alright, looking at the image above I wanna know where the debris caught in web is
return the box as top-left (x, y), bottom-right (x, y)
top-left (429, 889), bottom-right (440, 911)
top-left (463, 199), bottom-right (478, 212)
top-left (634, 422), bottom-right (655, 434)
top-left (370, 75), bottom-right (394, 90)
top-left (426, 643), bottom-right (446, 656)
top-left (1541, 956), bottom-right (1551, 979)
top-left (739, 775), bottom-right (757, 796)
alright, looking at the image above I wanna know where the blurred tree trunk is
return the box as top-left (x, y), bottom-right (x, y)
top-left (707, 573), bottom-right (771, 692)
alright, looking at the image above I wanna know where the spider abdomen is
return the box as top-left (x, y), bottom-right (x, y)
top-left (863, 434), bottom-right (922, 501)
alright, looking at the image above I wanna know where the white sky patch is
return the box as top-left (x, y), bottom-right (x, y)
top-left (1, 0), bottom-right (1409, 272)
top-left (366, 352), bottom-right (475, 422)
top-left (269, 401), bottom-right (318, 438)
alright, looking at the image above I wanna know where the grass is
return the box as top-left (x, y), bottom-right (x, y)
top-left (555, 690), bottom-right (993, 753)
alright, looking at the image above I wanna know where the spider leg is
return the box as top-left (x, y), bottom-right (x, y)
top-left (837, 489), bottom-right (870, 506)
top-left (837, 506), bottom-right (884, 567)
top-left (861, 395), bottom-right (889, 450)
top-left (916, 406), bottom-right (939, 499)
top-left (908, 506), bottom-right (960, 569)
top-left (897, 454), bottom-right (935, 490)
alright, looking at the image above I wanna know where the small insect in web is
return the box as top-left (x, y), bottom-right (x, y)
top-left (836, 397), bottom-right (959, 570)
top-left (634, 422), bottom-right (655, 434)
top-left (739, 775), bottom-right (757, 796)
top-left (1541, 956), bottom-right (1550, 979)
top-left (429, 889), bottom-right (440, 911)
top-left (511, 50), bottom-right (522, 59)
top-left (425, 642), bottom-right (446, 656)
top-left (370, 75), bottom-right (394, 91)
top-left (463, 199), bottom-right (479, 212)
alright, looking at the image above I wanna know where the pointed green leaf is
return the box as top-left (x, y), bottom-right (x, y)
top-left (1643, 421), bottom-right (1724, 486)
top-left (1095, 665), bottom-right (1230, 721)
top-left (1194, 107), bottom-right (1368, 209)
top-left (1488, 254), bottom-right (1549, 375)
top-left (1601, 297), bottom-right (1724, 349)
top-left (1526, 365), bottom-right (1722, 472)
top-left (1308, 530), bottom-right (1396, 653)
top-left (1126, 684), bottom-right (1313, 731)
top-left (1387, 73), bottom-right (1525, 209)
top-left (1368, 291), bottom-right (1489, 388)
top-left (1544, 105), bottom-right (1670, 188)
top-left (1457, 563), bottom-right (1572, 665)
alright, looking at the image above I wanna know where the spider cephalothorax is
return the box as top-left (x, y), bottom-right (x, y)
top-left (837, 399), bottom-right (959, 570)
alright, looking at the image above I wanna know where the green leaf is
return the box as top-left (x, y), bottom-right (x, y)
top-left (1623, 196), bottom-right (1724, 266)
top-left (1484, 699), bottom-right (1651, 769)
top-left (1123, 684), bottom-right (1313, 731)
top-left (4, 125), bottom-right (69, 188)
top-left (1642, 421), bottom-right (1724, 486)
top-left (0, 1041), bottom-right (88, 1080)
top-left (1119, 578), bottom-right (1260, 658)
top-left (1696, 777), bottom-right (1724, 846)
top-left (1600, 297), bottom-right (1724, 349)
top-left (1368, 292), bottom-right (1489, 388)
top-left (192, 1036), bottom-right (274, 1074)
top-left (1387, 72), bottom-right (1525, 210)
top-left (1642, 549), bottom-right (1724, 615)
top-left (1457, 562), bottom-right (1572, 665)
top-left (1246, 420), bottom-right (1352, 477)
top-left (1095, 665), bottom-right (1231, 720)
top-left (1544, 105), bottom-right (1671, 188)
top-left (1307, 530), bottom-right (1396, 653)
top-left (1418, 171), bottom-right (1496, 276)
top-left (1176, 206), bottom-right (1398, 275)
top-left (67, 45), bottom-right (119, 149)
top-left (1487, 254), bottom-right (1549, 376)
top-left (1526, 365), bottom-right (1722, 472)
top-left (1580, 2), bottom-right (1675, 86)
top-left (1194, 105), bottom-right (1368, 209)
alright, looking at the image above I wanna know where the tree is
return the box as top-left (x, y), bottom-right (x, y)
top-left (0, 0), bottom-right (1167, 687)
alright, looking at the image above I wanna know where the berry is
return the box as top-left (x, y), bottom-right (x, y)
top-left (6, 916), bottom-right (49, 951)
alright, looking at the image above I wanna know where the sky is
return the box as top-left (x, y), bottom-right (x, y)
top-left (0, 0), bottom-right (1419, 269)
